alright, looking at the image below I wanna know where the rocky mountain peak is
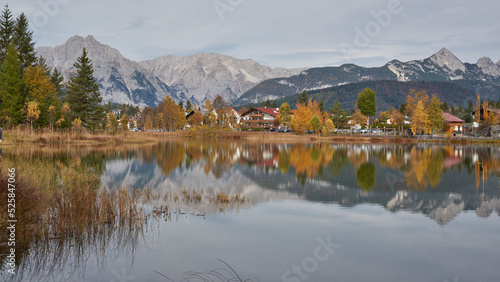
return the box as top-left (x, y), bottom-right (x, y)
top-left (429, 47), bottom-right (465, 72)
top-left (477, 56), bottom-right (500, 77)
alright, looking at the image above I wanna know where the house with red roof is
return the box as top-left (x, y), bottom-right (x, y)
top-left (240, 107), bottom-right (280, 129)
top-left (443, 113), bottom-right (465, 133)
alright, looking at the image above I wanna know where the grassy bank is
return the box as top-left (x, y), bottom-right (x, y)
top-left (2, 127), bottom-right (500, 145)
top-left (0, 128), bottom-right (164, 145)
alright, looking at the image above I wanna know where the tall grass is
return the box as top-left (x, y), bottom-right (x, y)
top-left (0, 145), bottom-right (247, 281)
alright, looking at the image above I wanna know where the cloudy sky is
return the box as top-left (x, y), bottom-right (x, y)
top-left (7, 0), bottom-right (500, 68)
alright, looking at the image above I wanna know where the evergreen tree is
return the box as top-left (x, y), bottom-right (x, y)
top-left (51, 68), bottom-right (65, 99)
top-left (0, 5), bottom-right (14, 63)
top-left (186, 100), bottom-right (192, 111)
top-left (179, 100), bottom-right (183, 110)
top-left (13, 13), bottom-right (36, 68)
top-left (272, 100), bottom-right (278, 108)
top-left (441, 102), bottom-right (449, 113)
top-left (297, 90), bottom-right (308, 105)
top-left (467, 100), bottom-right (475, 112)
top-left (265, 99), bottom-right (271, 107)
top-left (399, 103), bottom-right (407, 115)
top-left (319, 100), bottom-right (325, 113)
top-left (0, 44), bottom-right (24, 125)
top-left (66, 48), bottom-right (104, 131)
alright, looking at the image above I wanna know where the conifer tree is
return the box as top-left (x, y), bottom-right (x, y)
top-left (0, 44), bottom-right (24, 125)
top-left (0, 5), bottom-right (14, 63)
top-left (297, 90), bottom-right (308, 105)
top-left (66, 48), bottom-right (104, 131)
top-left (13, 13), bottom-right (36, 68)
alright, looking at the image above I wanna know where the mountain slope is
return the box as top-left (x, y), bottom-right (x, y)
top-left (273, 80), bottom-right (479, 112)
top-left (234, 48), bottom-right (500, 106)
top-left (36, 35), bottom-right (188, 107)
top-left (36, 35), bottom-right (304, 107)
top-left (139, 53), bottom-right (304, 105)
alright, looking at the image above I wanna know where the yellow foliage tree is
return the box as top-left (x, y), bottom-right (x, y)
top-left (26, 100), bottom-right (40, 132)
top-left (23, 65), bottom-right (56, 103)
top-left (144, 115), bottom-right (153, 131)
top-left (290, 98), bottom-right (321, 134)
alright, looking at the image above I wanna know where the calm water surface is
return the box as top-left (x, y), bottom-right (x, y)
top-left (2, 141), bottom-right (500, 282)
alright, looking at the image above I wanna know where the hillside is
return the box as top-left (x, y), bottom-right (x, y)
top-left (273, 80), bottom-right (479, 112)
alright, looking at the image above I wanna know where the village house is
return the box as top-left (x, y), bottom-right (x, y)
top-left (240, 107), bottom-right (280, 129)
top-left (442, 112), bottom-right (465, 132)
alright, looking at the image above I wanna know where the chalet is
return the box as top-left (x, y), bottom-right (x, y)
top-left (240, 107), bottom-right (280, 129)
top-left (443, 112), bottom-right (464, 132)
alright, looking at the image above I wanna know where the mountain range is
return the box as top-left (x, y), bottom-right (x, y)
top-left (233, 48), bottom-right (500, 106)
top-left (36, 35), bottom-right (304, 107)
top-left (37, 36), bottom-right (500, 108)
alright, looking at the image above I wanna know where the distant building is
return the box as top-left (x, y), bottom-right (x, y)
top-left (240, 107), bottom-right (280, 129)
top-left (443, 112), bottom-right (465, 132)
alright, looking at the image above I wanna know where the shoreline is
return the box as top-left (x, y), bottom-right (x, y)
top-left (1, 130), bottom-right (500, 145)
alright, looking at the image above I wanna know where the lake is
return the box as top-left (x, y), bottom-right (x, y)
top-left (2, 141), bottom-right (500, 282)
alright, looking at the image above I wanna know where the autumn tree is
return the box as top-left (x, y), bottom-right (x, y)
top-left (204, 99), bottom-right (216, 126)
top-left (310, 115), bottom-right (322, 134)
top-left (378, 111), bottom-right (390, 124)
top-left (290, 98), bottom-right (321, 134)
top-left (213, 95), bottom-right (230, 126)
top-left (476, 94), bottom-right (481, 122)
top-left (389, 109), bottom-right (405, 132)
top-left (189, 111), bottom-right (204, 127)
top-left (427, 95), bottom-right (444, 133)
top-left (26, 100), bottom-right (40, 132)
top-left (411, 100), bottom-right (431, 134)
top-left (107, 112), bottom-right (118, 133)
top-left (23, 65), bottom-right (57, 126)
top-left (144, 115), bottom-right (153, 131)
top-left (163, 96), bottom-right (186, 131)
top-left (120, 113), bottom-right (129, 131)
top-left (279, 102), bottom-right (291, 129)
top-left (405, 90), bottom-right (430, 117)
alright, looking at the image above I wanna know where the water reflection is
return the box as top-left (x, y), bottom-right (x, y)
top-left (2, 142), bottom-right (500, 281)
top-left (98, 141), bottom-right (500, 226)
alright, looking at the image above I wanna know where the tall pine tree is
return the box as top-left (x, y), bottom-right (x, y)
top-left (0, 43), bottom-right (24, 125)
top-left (66, 48), bottom-right (104, 131)
top-left (0, 5), bottom-right (14, 63)
top-left (13, 13), bottom-right (36, 68)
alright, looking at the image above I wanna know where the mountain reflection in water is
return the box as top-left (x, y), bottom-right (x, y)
top-left (101, 141), bottom-right (500, 226)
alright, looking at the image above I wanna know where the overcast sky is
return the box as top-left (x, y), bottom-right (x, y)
top-left (7, 0), bottom-right (500, 68)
